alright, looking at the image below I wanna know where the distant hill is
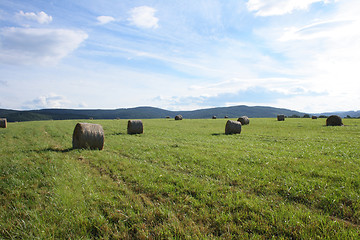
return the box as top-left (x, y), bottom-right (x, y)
top-left (0, 105), bottom-right (310, 122)
top-left (178, 105), bottom-right (306, 119)
top-left (314, 110), bottom-right (360, 118)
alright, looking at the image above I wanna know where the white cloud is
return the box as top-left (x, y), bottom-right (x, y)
top-left (128, 6), bottom-right (159, 29)
top-left (279, 19), bottom-right (360, 111)
top-left (279, 19), bottom-right (355, 41)
top-left (189, 77), bottom-right (317, 101)
top-left (16, 10), bottom-right (53, 24)
top-left (0, 27), bottom-right (88, 65)
top-left (274, 93), bottom-right (359, 113)
top-left (246, 0), bottom-right (360, 112)
top-left (247, 0), bottom-right (328, 16)
top-left (22, 94), bottom-right (71, 109)
top-left (96, 15), bottom-right (116, 25)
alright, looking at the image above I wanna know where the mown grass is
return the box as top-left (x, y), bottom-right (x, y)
top-left (1, 118), bottom-right (359, 239)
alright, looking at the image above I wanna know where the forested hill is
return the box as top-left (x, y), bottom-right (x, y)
top-left (1, 105), bottom-right (308, 122)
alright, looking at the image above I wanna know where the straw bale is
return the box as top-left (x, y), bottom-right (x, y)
top-left (127, 120), bottom-right (144, 134)
top-left (277, 114), bottom-right (285, 121)
top-left (326, 115), bottom-right (343, 126)
top-left (0, 118), bottom-right (7, 128)
top-left (237, 116), bottom-right (249, 125)
top-left (175, 115), bottom-right (183, 120)
top-left (225, 120), bottom-right (242, 135)
top-left (72, 123), bottom-right (104, 150)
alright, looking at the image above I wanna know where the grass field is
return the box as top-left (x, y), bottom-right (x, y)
top-left (1, 118), bottom-right (359, 239)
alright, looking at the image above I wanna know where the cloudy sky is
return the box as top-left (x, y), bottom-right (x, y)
top-left (0, 0), bottom-right (359, 112)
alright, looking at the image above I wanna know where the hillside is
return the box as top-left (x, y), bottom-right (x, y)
top-left (0, 105), bottom-right (306, 122)
top-left (178, 105), bottom-right (305, 118)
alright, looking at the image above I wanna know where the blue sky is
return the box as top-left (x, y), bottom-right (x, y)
top-left (0, 0), bottom-right (359, 112)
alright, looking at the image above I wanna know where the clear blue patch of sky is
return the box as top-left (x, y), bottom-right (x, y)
top-left (93, 54), bottom-right (205, 80)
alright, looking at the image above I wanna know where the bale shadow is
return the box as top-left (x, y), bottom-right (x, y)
top-left (211, 133), bottom-right (224, 136)
top-left (110, 132), bottom-right (126, 136)
top-left (322, 125), bottom-right (347, 127)
top-left (40, 147), bottom-right (74, 153)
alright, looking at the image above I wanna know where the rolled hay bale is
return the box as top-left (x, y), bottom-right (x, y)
top-left (312, 116), bottom-right (318, 119)
top-left (224, 116), bottom-right (229, 118)
top-left (237, 116), bottom-right (250, 125)
top-left (326, 115), bottom-right (343, 126)
top-left (72, 123), bottom-right (104, 150)
top-left (225, 120), bottom-right (242, 135)
top-left (127, 120), bottom-right (143, 134)
top-left (212, 116), bottom-right (217, 119)
top-left (277, 114), bottom-right (285, 121)
top-left (175, 115), bottom-right (183, 120)
top-left (0, 118), bottom-right (7, 128)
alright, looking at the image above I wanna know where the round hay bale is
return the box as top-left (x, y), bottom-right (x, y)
top-left (72, 123), bottom-right (104, 150)
top-left (237, 116), bottom-right (249, 125)
top-left (127, 120), bottom-right (143, 134)
top-left (175, 115), bottom-right (183, 120)
top-left (326, 115), bottom-right (343, 126)
top-left (312, 116), bottom-right (318, 119)
top-left (225, 120), bottom-right (242, 135)
top-left (0, 118), bottom-right (7, 128)
top-left (277, 114), bottom-right (285, 121)
top-left (212, 116), bottom-right (217, 119)
top-left (224, 116), bottom-right (229, 118)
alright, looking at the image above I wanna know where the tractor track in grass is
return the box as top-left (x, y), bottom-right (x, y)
top-left (75, 150), bottom-right (360, 230)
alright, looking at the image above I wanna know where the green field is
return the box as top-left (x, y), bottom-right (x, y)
top-left (1, 118), bottom-right (359, 239)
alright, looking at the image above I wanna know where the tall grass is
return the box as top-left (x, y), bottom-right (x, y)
top-left (1, 118), bottom-right (359, 239)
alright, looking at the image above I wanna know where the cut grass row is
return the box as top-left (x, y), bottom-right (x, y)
top-left (1, 118), bottom-right (359, 239)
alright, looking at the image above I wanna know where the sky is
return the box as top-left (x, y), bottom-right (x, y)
top-left (0, 0), bottom-right (359, 113)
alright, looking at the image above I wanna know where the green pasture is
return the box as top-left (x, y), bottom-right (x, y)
top-left (0, 118), bottom-right (359, 239)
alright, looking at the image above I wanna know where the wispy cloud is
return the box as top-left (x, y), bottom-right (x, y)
top-left (0, 27), bottom-right (88, 65)
top-left (128, 6), bottom-right (159, 29)
top-left (246, 0), bottom-right (360, 112)
top-left (22, 93), bottom-right (71, 109)
top-left (189, 77), bottom-right (313, 96)
top-left (279, 19), bottom-right (355, 41)
top-left (16, 10), bottom-right (52, 24)
top-left (0, 79), bottom-right (8, 86)
top-left (96, 15), bottom-right (116, 25)
top-left (247, 0), bottom-right (329, 16)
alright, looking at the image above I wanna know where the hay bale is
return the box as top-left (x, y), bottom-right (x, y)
top-left (175, 115), bottom-right (183, 120)
top-left (0, 118), bottom-right (7, 128)
top-left (224, 116), bottom-right (229, 118)
top-left (312, 116), bottom-right (318, 119)
top-left (225, 120), bottom-right (242, 135)
top-left (237, 116), bottom-right (249, 125)
top-left (127, 120), bottom-right (143, 134)
top-left (212, 116), bottom-right (217, 119)
top-left (326, 115), bottom-right (343, 126)
top-left (72, 123), bottom-right (104, 150)
top-left (277, 114), bottom-right (285, 121)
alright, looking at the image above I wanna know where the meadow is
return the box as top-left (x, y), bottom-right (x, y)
top-left (0, 118), bottom-right (359, 239)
